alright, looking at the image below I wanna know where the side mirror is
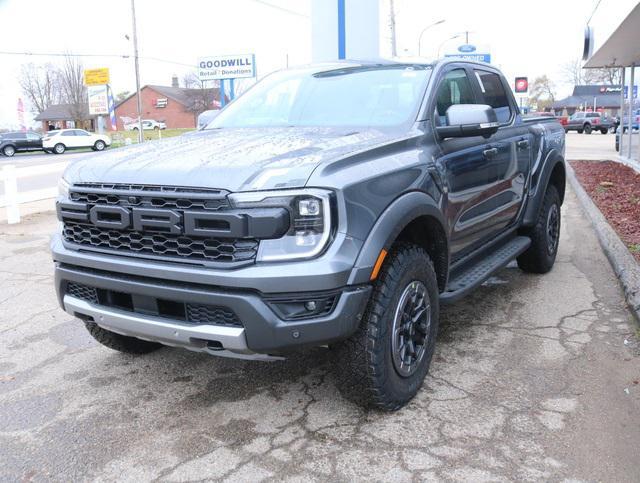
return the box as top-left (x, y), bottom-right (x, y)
top-left (436, 104), bottom-right (499, 139)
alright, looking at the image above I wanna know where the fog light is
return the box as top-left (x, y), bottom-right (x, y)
top-left (265, 293), bottom-right (339, 320)
top-left (304, 301), bottom-right (317, 311)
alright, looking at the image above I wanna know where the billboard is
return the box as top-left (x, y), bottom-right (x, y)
top-left (197, 54), bottom-right (256, 81)
top-left (88, 85), bottom-right (109, 115)
top-left (84, 68), bottom-right (110, 86)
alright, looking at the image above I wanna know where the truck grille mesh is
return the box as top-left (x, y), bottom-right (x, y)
top-left (63, 186), bottom-right (258, 265)
top-left (67, 282), bottom-right (99, 303)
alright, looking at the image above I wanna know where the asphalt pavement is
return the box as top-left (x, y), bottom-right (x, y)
top-left (1, 138), bottom-right (639, 481)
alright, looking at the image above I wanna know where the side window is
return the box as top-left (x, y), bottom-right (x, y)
top-left (62, 131), bottom-right (75, 136)
top-left (13, 133), bottom-right (27, 140)
top-left (434, 69), bottom-right (476, 125)
top-left (26, 132), bottom-right (41, 141)
top-left (474, 70), bottom-right (512, 123)
top-left (76, 130), bottom-right (90, 136)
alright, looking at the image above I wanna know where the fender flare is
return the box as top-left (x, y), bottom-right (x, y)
top-left (522, 151), bottom-right (566, 226)
top-left (347, 191), bottom-right (447, 285)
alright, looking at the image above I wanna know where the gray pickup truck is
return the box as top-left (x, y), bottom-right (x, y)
top-left (53, 59), bottom-right (565, 410)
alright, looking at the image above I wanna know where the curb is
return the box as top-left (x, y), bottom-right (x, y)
top-left (566, 162), bottom-right (640, 323)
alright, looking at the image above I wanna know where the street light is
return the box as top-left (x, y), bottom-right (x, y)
top-left (437, 34), bottom-right (462, 59)
top-left (417, 20), bottom-right (446, 57)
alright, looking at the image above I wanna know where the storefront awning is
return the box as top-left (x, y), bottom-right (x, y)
top-left (584, 3), bottom-right (640, 68)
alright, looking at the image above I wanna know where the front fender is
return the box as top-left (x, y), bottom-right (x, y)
top-left (522, 150), bottom-right (565, 227)
top-left (347, 191), bottom-right (446, 285)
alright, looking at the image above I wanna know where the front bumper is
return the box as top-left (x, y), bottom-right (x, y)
top-left (54, 253), bottom-right (371, 358)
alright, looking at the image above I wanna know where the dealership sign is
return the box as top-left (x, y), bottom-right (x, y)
top-left (445, 44), bottom-right (491, 63)
top-left (515, 77), bottom-right (529, 93)
top-left (88, 85), bottom-right (109, 115)
top-left (84, 68), bottom-right (110, 86)
top-left (197, 54), bottom-right (256, 81)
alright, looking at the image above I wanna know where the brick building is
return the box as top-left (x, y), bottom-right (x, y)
top-left (110, 84), bottom-right (223, 130)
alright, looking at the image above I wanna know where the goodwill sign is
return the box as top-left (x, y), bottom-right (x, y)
top-left (198, 54), bottom-right (256, 81)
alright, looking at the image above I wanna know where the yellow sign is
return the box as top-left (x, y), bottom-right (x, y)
top-left (84, 68), bottom-right (110, 86)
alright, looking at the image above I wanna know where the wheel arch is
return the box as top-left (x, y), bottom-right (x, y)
top-left (522, 152), bottom-right (566, 227)
top-left (348, 191), bottom-right (449, 291)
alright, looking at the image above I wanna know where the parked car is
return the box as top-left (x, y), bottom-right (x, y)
top-left (616, 109), bottom-right (640, 133)
top-left (43, 129), bottom-right (111, 154)
top-left (564, 112), bottom-right (614, 134)
top-left (124, 119), bottom-right (167, 131)
top-left (53, 59), bottom-right (566, 410)
top-left (0, 131), bottom-right (43, 156)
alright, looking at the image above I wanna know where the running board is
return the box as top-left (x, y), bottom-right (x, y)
top-left (440, 236), bottom-right (531, 304)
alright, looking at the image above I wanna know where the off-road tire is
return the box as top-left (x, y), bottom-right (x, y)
top-left (333, 243), bottom-right (439, 410)
top-left (517, 184), bottom-right (561, 274)
top-left (84, 321), bottom-right (162, 354)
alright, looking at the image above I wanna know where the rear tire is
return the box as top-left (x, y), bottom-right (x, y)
top-left (584, 124), bottom-right (592, 134)
top-left (53, 143), bottom-right (65, 154)
top-left (2, 145), bottom-right (15, 157)
top-left (94, 140), bottom-right (106, 151)
top-left (577, 129), bottom-right (583, 134)
top-left (600, 128), bottom-right (608, 134)
top-left (517, 184), bottom-right (561, 274)
top-left (85, 322), bottom-right (162, 354)
top-left (333, 243), bottom-right (439, 410)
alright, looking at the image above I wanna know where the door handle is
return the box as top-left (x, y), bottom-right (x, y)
top-left (483, 147), bottom-right (499, 159)
top-left (517, 139), bottom-right (530, 149)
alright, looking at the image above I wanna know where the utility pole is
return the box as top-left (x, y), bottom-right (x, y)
top-left (131, 0), bottom-right (143, 143)
top-left (389, 0), bottom-right (397, 57)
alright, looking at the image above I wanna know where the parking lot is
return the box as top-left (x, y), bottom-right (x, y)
top-left (1, 161), bottom-right (639, 480)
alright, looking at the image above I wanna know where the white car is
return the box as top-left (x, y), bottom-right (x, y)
top-left (43, 129), bottom-right (111, 154)
top-left (124, 119), bottom-right (167, 131)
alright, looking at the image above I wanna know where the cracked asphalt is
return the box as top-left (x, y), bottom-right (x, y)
top-left (1, 185), bottom-right (639, 482)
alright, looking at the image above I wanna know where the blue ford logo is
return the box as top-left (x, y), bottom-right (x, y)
top-left (458, 44), bottom-right (476, 53)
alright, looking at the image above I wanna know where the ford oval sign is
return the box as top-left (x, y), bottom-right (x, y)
top-left (458, 44), bottom-right (476, 53)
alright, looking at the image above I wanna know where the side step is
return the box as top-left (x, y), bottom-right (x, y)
top-left (440, 236), bottom-right (531, 304)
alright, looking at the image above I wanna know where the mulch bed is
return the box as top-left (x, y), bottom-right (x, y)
top-left (570, 160), bottom-right (640, 262)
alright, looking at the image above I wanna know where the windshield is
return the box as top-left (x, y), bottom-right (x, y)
top-left (207, 64), bottom-right (431, 129)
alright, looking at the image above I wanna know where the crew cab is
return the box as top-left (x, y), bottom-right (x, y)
top-left (565, 111), bottom-right (614, 134)
top-left (52, 60), bottom-right (565, 410)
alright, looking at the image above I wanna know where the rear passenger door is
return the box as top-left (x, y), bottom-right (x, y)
top-left (471, 68), bottom-right (531, 235)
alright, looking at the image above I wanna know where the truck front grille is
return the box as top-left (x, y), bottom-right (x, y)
top-left (65, 281), bottom-right (242, 327)
top-left (61, 185), bottom-right (259, 266)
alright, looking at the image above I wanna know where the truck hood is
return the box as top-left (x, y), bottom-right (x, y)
top-left (64, 127), bottom-right (398, 192)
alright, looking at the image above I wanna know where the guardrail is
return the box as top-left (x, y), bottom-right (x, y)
top-left (0, 162), bottom-right (68, 224)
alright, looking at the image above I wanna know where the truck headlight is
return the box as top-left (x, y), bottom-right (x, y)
top-left (58, 178), bottom-right (70, 198)
top-left (228, 188), bottom-right (333, 262)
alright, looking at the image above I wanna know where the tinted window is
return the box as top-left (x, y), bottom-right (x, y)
top-left (26, 132), bottom-right (41, 140)
top-left (434, 69), bottom-right (476, 125)
top-left (474, 70), bottom-right (512, 123)
top-left (11, 133), bottom-right (26, 140)
top-left (62, 131), bottom-right (75, 136)
top-left (587, 113), bottom-right (599, 118)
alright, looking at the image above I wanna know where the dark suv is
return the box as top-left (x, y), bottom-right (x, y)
top-left (52, 60), bottom-right (566, 410)
top-left (0, 131), bottom-right (43, 156)
top-left (565, 112), bottom-right (613, 134)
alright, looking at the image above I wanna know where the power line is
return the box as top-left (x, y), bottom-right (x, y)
top-left (587, 0), bottom-right (603, 25)
top-left (248, 0), bottom-right (308, 17)
top-left (0, 50), bottom-right (195, 67)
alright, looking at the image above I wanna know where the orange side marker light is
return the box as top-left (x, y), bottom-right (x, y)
top-left (370, 249), bottom-right (388, 281)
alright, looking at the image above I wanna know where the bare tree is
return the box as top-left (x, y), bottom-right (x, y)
top-left (18, 63), bottom-right (61, 114)
top-left (561, 57), bottom-right (622, 86)
top-left (529, 75), bottom-right (556, 110)
top-left (58, 54), bottom-right (87, 123)
top-left (182, 72), bottom-right (219, 115)
top-left (115, 90), bottom-right (131, 103)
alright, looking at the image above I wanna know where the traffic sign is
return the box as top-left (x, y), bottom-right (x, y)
top-left (515, 77), bottom-right (528, 93)
top-left (84, 68), bottom-right (110, 86)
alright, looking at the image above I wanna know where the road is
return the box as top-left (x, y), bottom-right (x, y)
top-left (1, 195), bottom-right (640, 478)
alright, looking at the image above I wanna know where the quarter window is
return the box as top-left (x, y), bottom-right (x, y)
top-left (474, 70), bottom-right (512, 123)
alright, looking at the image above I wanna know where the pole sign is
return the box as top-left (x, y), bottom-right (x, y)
top-left (197, 54), bottom-right (256, 81)
top-left (515, 77), bottom-right (529, 93)
top-left (445, 44), bottom-right (491, 63)
top-left (88, 85), bottom-right (109, 115)
top-left (623, 85), bottom-right (638, 99)
top-left (84, 68), bottom-right (110, 86)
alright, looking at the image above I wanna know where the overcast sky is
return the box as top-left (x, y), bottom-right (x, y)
top-left (0, 0), bottom-right (637, 128)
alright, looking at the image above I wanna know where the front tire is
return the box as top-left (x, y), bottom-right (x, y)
top-left (53, 143), bottom-right (65, 154)
top-left (94, 140), bottom-right (106, 151)
top-left (584, 124), bottom-right (592, 134)
top-left (517, 184), bottom-right (561, 274)
top-left (333, 243), bottom-right (439, 410)
top-left (600, 128), bottom-right (608, 134)
top-left (85, 322), bottom-right (162, 354)
top-left (2, 145), bottom-right (15, 157)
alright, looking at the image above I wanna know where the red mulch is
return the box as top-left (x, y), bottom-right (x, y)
top-left (570, 161), bottom-right (640, 262)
